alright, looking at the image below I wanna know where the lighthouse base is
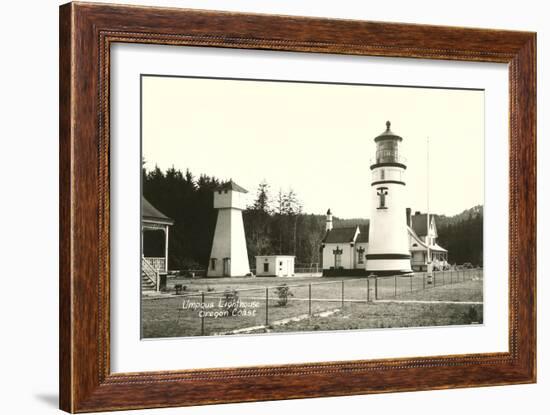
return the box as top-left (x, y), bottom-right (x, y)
top-left (365, 258), bottom-right (412, 275)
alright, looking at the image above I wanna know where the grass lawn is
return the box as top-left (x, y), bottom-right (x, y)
top-left (141, 271), bottom-right (483, 338)
top-left (249, 301), bottom-right (483, 334)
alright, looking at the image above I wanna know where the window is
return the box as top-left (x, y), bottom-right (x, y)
top-left (263, 263), bottom-right (269, 272)
top-left (380, 169), bottom-right (385, 180)
top-left (357, 247), bottom-right (365, 264)
top-left (377, 187), bottom-right (388, 209)
top-left (376, 140), bottom-right (399, 163)
top-left (335, 253), bottom-right (342, 268)
top-left (210, 258), bottom-right (217, 270)
top-left (333, 246), bottom-right (343, 268)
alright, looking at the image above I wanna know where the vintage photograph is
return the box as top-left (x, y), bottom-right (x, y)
top-left (140, 75), bottom-right (484, 339)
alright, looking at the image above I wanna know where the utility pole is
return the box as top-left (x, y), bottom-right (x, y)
top-left (426, 137), bottom-right (433, 284)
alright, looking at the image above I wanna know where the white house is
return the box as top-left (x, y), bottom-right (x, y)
top-left (207, 180), bottom-right (251, 277)
top-left (321, 224), bottom-right (369, 276)
top-left (408, 210), bottom-right (448, 271)
top-left (255, 255), bottom-right (295, 277)
top-left (321, 210), bottom-right (448, 275)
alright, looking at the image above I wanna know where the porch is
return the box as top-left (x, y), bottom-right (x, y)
top-left (142, 197), bottom-right (174, 291)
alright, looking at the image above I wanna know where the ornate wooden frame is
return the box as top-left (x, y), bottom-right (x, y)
top-left (59, 2), bottom-right (536, 412)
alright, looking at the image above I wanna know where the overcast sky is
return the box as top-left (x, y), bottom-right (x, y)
top-left (142, 75), bottom-right (484, 218)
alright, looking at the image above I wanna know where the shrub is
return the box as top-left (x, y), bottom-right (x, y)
top-left (275, 284), bottom-right (294, 307)
top-left (463, 305), bottom-right (481, 324)
top-left (222, 288), bottom-right (240, 315)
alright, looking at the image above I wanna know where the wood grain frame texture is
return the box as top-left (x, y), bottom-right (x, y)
top-left (59, 2), bottom-right (537, 413)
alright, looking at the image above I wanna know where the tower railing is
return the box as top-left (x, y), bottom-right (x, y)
top-left (371, 152), bottom-right (407, 165)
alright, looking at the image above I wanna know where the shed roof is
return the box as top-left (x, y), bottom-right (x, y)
top-left (142, 197), bottom-right (174, 225)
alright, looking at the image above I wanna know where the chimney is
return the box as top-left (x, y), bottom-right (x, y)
top-left (415, 211), bottom-right (421, 216)
top-left (406, 208), bottom-right (411, 227)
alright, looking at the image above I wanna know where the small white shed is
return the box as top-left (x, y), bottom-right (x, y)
top-left (255, 255), bottom-right (295, 277)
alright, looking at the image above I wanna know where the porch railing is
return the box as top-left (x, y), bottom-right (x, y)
top-left (142, 256), bottom-right (160, 291)
top-left (144, 257), bottom-right (166, 273)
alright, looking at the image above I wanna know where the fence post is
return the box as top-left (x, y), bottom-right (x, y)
top-left (201, 292), bottom-right (205, 336)
top-left (375, 277), bottom-right (378, 300)
top-left (394, 275), bottom-right (397, 297)
top-left (410, 274), bottom-right (413, 292)
top-left (367, 278), bottom-right (370, 302)
top-left (423, 273), bottom-right (426, 290)
top-left (341, 280), bottom-right (345, 309)
top-left (265, 288), bottom-right (269, 326)
top-left (308, 284), bottom-right (312, 315)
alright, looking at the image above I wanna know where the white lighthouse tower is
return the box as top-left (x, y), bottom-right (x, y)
top-left (366, 121), bottom-right (412, 274)
top-left (207, 180), bottom-right (250, 277)
top-left (325, 208), bottom-right (333, 231)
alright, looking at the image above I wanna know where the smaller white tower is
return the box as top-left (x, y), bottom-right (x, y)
top-left (207, 180), bottom-right (250, 277)
top-left (326, 208), bottom-right (333, 232)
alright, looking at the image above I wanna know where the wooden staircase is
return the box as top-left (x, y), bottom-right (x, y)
top-left (141, 256), bottom-right (159, 292)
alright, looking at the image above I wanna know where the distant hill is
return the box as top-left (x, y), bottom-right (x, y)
top-left (432, 205), bottom-right (483, 227)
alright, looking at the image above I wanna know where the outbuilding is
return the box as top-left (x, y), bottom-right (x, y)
top-left (255, 255), bottom-right (295, 277)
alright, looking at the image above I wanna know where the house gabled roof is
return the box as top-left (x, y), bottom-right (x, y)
top-left (323, 221), bottom-right (370, 244)
top-left (356, 222), bottom-right (370, 243)
top-left (408, 226), bottom-right (447, 252)
top-left (322, 226), bottom-right (358, 244)
top-left (410, 213), bottom-right (438, 238)
top-left (411, 214), bottom-right (428, 236)
top-left (142, 197), bottom-right (174, 225)
top-left (408, 226), bottom-right (428, 250)
top-left (217, 180), bottom-right (248, 193)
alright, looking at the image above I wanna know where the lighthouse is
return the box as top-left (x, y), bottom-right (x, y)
top-left (207, 180), bottom-right (251, 277)
top-left (366, 121), bottom-right (412, 274)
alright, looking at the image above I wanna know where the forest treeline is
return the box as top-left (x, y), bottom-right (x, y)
top-left (434, 206), bottom-right (484, 266)
top-left (142, 165), bottom-right (483, 270)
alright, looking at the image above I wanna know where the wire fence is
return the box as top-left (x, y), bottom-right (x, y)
top-left (147, 268), bottom-right (483, 337)
top-left (173, 263), bottom-right (321, 278)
